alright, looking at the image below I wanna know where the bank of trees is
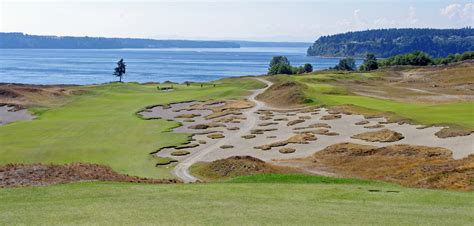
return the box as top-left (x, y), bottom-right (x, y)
top-left (331, 51), bottom-right (474, 72)
top-left (307, 28), bottom-right (474, 58)
top-left (267, 56), bottom-right (313, 75)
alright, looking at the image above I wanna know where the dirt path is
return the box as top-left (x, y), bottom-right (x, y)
top-left (172, 78), bottom-right (273, 182)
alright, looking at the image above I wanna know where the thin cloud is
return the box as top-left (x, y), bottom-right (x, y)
top-left (440, 3), bottom-right (473, 20)
top-left (407, 6), bottom-right (418, 25)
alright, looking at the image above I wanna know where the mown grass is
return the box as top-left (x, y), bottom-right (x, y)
top-left (0, 78), bottom-right (265, 179)
top-left (1, 174), bottom-right (473, 225)
top-left (280, 73), bottom-right (474, 129)
top-left (227, 173), bottom-right (379, 185)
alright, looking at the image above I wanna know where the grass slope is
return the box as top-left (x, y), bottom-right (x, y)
top-left (279, 73), bottom-right (474, 129)
top-left (1, 174), bottom-right (473, 225)
top-left (0, 78), bottom-right (265, 179)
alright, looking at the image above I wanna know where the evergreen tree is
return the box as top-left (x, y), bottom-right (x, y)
top-left (113, 59), bottom-right (126, 82)
top-left (303, 63), bottom-right (313, 73)
top-left (361, 53), bottom-right (378, 71)
top-left (334, 58), bottom-right (356, 71)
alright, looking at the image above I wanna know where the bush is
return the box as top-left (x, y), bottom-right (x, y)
top-left (267, 56), bottom-right (314, 75)
top-left (379, 51), bottom-right (432, 66)
top-left (269, 63), bottom-right (293, 75)
top-left (333, 58), bottom-right (356, 71)
top-left (360, 53), bottom-right (378, 71)
top-left (303, 63), bottom-right (313, 73)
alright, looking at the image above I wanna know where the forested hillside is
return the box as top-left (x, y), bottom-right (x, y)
top-left (307, 28), bottom-right (474, 58)
top-left (0, 33), bottom-right (240, 49)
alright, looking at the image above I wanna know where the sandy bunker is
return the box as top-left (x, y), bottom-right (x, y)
top-left (0, 105), bottom-right (35, 125)
top-left (146, 101), bottom-right (473, 165)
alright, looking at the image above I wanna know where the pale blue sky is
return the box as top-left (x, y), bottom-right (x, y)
top-left (1, 0), bottom-right (473, 41)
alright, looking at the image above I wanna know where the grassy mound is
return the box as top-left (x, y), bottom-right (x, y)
top-left (0, 163), bottom-right (178, 188)
top-left (277, 66), bottom-right (474, 129)
top-left (190, 156), bottom-right (299, 181)
top-left (351, 128), bottom-right (404, 142)
top-left (305, 142), bottom-right (473, 190)
top-left (256, 80), bottom-right (307, 107)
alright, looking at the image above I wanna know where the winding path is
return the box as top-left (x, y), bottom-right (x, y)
top-left (172, 78), bottom-right (273, 182)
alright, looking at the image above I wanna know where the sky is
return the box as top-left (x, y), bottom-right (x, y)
top-left (0, 0), bottom-right (473, 42)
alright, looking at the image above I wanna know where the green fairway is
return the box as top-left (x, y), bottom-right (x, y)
top-left (0, 78), bottom-right (265, 178)
top-left (284, 74), bottom-right (474, 129)
top-left (1, 174), bottom-right (473, 225)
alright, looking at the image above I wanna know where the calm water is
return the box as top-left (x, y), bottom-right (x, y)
top-left (0, 48), bottom-right (355, 85)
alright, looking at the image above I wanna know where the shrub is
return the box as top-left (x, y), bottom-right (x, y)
top-left (303, 63), bottom-right (313, 73)
top-left (333, 58), bottom-right (356, 71)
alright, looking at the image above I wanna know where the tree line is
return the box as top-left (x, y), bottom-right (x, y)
top-left (332, 50), bottom-right (474, 72)
top-left (267, 56), bottom-right (313, 75)
top-left (307, 28), bottom-right (474, 58)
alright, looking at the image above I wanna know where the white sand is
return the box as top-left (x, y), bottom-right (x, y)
top-left (0, 106), bottom-right (35, 125)
top-left (149, 79), bottom-right (473, 182)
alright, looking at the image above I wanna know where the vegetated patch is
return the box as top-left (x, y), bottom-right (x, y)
top-left (364, 124), bottom-right (385, 129)
top-left (213, 115), bottom-right (246, 123)
top-left (255, 133), bottom-right (317, 150)
top-left (174, 143), bottom-right (199, 149)
top-left (207, 133), bottom-right (225, 139)
top-left (188, 123), bottom-right (225, 130)
top-left (355, 120), bottom-right (370, 125)
top-left (434, 127), bottom-right (473, 138)
top-left (299, 116), bottom-right (311, 120)
top-left (293, 127), bottom-right (308, 130)
top-left (274, 117), bottom-right (289, 121)
top-left (279, 148), bottom-right (296, 154)
top-left (308, 123), bottom-right (331, 128)
top-left (242, 135), bottom-right (256, 139)
top-left (203, 100), bottom-right (254, 120)
top-left (351, 129), bottom-right (404, 142)
top-left (190, 156), bottom-right (300, 181)
top-left (320, 114), bottom-right (342, 120)
top-left (155, 157), bottom-right (178, 166)
top-left (259, 116), bottom-right (273, 120)
top-left (170, 150), bottom-right (191, 156)
top-left (256, 81), bottom-right (307, 107)
top-left (175, 113), bottom-right (201, 118)
top-left (300, 142), bottom-right (473, 191)
top-left (192, 130), bottom-right (223, 135)
top-left (0, 83), bottom-right (85, 108)
top-left (287, 119), bottom-right (305, 126)
top-left (198, 140), bottom-right (207, 144)
top-left (294, 129), bottom-right (329, 135)
top-left (0, 163), bottom-right (178, 188)
top-left (250, 128), bottom-right (278, 134)
top-left (258, 122), bottom-right (278, 126)
top-left (227, 127), bottom-right (240, 131)
top-left (220, 145), bottom-right (234, 149)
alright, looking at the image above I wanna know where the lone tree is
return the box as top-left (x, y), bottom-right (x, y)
top-left (333, 58), bottom-right (356, 71)
top-left (113, 59), bottom-right (126, 82)
top-left (359, 53), bottom-right (378, 71)
top-left (268, 56), bottom-right (292, 75)
top-left (303, 63), bottom-right (313, 73)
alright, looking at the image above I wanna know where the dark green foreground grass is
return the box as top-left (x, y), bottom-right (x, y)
top-left (1, 174), bottom-right (473, 225)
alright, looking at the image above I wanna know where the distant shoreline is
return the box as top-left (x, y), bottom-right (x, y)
top-left (0, 32), bottom-right (311, 49)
